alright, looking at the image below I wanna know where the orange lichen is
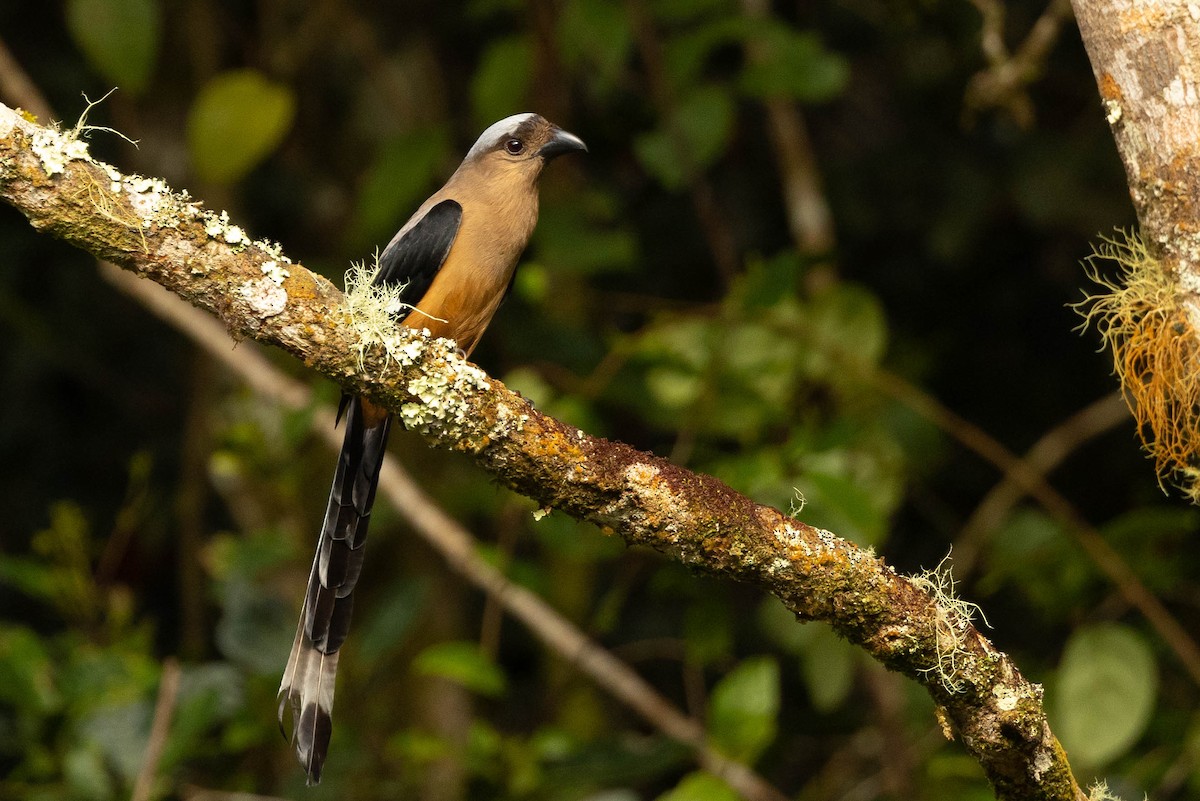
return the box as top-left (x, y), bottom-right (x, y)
top-left (1116, 5), bottom-right (1167, 36)
top-left (1099, 72), bottom-right (1123, 102)
top-left (1075, 229), bottom-right (1200, 503)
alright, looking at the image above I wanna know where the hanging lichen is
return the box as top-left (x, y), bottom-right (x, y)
top-left (1075, 229), bottom-right (1200, 504)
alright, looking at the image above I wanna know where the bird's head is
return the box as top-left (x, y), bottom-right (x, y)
top-left (464, 113), bottom-right (587, 179)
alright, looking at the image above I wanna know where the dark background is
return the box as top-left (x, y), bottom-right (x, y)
top-left (1, 1), bottom-right (1194, 800)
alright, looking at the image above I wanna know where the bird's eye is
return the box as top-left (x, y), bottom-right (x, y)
top-left (504, 138), bottom-right (524, 155)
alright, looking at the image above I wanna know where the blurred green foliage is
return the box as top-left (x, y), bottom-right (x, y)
top-left (0, 0), bottom-right (1195, 799)
top-left (187, 70), bottom-right (297, 185)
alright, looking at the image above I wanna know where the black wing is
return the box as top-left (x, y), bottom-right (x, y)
top-left (374, 199), bottom-right (463, 310)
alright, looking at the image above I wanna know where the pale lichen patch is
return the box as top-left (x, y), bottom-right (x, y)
top-left (1104, 98), bottom-right (1123, 124)
top-left (196, 208), bottom-right (290, 257)
top-left (773, 521), bottom-right (806, 550)
top-left (24, 92), bottom-right (132, 179)
top-left (261, 260), bottom-right (290, 285)
top-left (123, 176), bottom-right (170, 221)
top-left (202, 210), bottom-right (248, 246)
top-left (1031, 748), bottom-right (1053, 782)
top-left (240, 277), bottom-right (288, 318)
top-left (993, 684), bottom-right (1019, 712)
top-left (30, 125), bottom-right (91, 176)
top-left (1085, 780), bottom-right (1129, 801)
top-left (393, 352), bottom-right (493, 441)
top-left (490, 402), bottom-right (528, 438)
top-left (625, 462), bottom-right (661, 488)
top-left (0, 103), bottom-right (19, 137)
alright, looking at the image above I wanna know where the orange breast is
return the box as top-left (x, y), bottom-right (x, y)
top-left (400, 172), bottom-right (539, 356)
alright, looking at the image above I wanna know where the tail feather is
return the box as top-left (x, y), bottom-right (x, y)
top-left (279, 398), bottom-right (391, 784)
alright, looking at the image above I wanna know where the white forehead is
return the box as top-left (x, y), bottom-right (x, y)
top-left (465, 112), bottom-right (538, 160)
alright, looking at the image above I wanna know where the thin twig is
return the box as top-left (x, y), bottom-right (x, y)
top-left (626, 0), bottom-right (742, 287)
top-left (131, 658), bottom-right (182, 801)
top-left (738, 0), bottom-right (838, 290)
top-left (0, 38), bottom-right (53, 122)
top-left (955, 391), bottom-right (1130, 575)
top-left (868, 367), bottom-right (1200, 685)
top-left (964, 0), bottom-right (1075, 126)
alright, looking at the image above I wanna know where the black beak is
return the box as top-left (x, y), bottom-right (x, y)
top-left (538, 127), bottom-right (588, 160)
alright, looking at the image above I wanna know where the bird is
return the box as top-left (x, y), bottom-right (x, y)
top-left (277, 113), bottom-right (586, 784)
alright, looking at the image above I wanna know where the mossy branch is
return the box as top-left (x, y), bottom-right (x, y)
top-left (0, 102), bottom-right (1086, 801)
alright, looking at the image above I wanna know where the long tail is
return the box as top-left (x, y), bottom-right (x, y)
top-left (278, 397), bottom-right (391, 784)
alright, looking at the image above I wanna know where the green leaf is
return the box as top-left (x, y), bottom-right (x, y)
top-left (671, 85), bottom-right (735, 169)
top-left (356, 577), bottom-right (429, 662)
top-left (471, 36), bottom-right (535, 130)
top-left (533, 508), bottom-right (624, 561)
top-left (163, 663), bottom-right (246, 768)
top-left (63, 746), bottom-right (114, 801)
top-left (386, 728), bottom-right (454, 767)
top-left (805, 283), bottom-right (888, 372)
top-left (684, 596), bottom-right (733, 665)
top-left (412, 641), bottom-right (507, 697)
top-left (0, 627), bottom-right (60, 713)
top-left (76, 699), bottom-right (152, 780)
top-left (656, 771), bottom-right (739, 801)
top-left (800, 469), bottom-right (886, 546)
top-left (755, 604), bottom-right (855, 712)
top-left (187, 70), bottom-right (296, 184)
top-left (708, 656), bottom-right (779, 762)
top-left (737, 251), bottom-right (804, 311)
top-left (66, 0), bottom-right (160, 95)
top-left (634, 86), bottom-right (735, 189)
top-left (662, 16), bottom-right (755, 88)
top-left (756, 597), bottom-right (808, 654)
top-left (533, 201), bottom-right (638, 275)
top-left (1100, 506), bottom-right (1200, 593)
top-left (651, 0), bottom-right (732, 25)
top-left (557, 0), bottom-right (633, 91)
top-left (214, 578), bottom-right (294, 674)
top-left (800, 626), bottom-right (855, 713)
top-left (740, 26), bottom-right (849, 103)
top-left (645, 365), bottom-right (703, 411)
top-left (633, 130), bottom-right (686, 190)
top-left (349, 128), bottom-right (451, 248)
top-left (977, 509), bottom-right (1084, 613)
top-left (1053, 623), bottom-right (1157, 766)
top-left (541, 733), bottom-right (691, 787)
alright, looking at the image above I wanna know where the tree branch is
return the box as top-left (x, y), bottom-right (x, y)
top-left (0, 103), bottom-right (1085, 800)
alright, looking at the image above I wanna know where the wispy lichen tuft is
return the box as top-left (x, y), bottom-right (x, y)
top-left (30, 90), bottom-right (134, 177)
top-left (1086, 779), bottom-right (1142, 801)
top-left (340, 259), bottom-right (493, 441)
top-left (1074, 229), bottom-right (1200, 504)
top-left (910, 553), bottom-right (988, 695)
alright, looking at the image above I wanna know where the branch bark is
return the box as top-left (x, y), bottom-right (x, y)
top-left (1073, 0), bottom-right (1200, 264)
top-left (0, 103), bottom-right (1085, 800)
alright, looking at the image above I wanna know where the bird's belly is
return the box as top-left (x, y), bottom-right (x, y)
top-left (403, 260), bottom-right (512, 355)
